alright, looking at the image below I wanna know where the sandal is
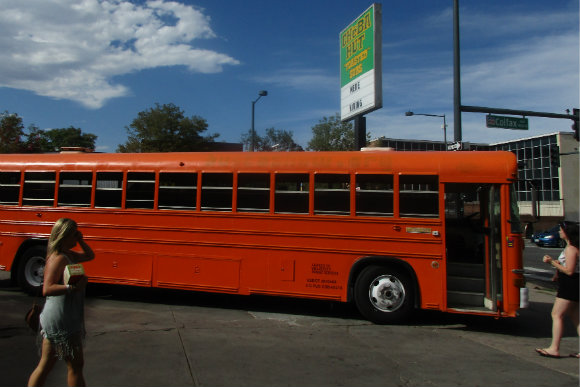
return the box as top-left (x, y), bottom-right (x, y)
top-left (535, 348), bottom-right (562, 358)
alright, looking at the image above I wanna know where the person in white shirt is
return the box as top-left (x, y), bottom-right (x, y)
top-left (536, 221), bottom-right (579, 359)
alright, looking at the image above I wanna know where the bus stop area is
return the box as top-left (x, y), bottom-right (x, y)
top-left (1, 272), bottom-right (578, 387)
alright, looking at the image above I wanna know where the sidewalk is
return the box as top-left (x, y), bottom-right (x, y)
top-left (0, 273), bottom-right (577, 387)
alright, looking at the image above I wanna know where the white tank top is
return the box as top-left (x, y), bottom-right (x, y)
top-left (557, 250), bottom-right (580, 274)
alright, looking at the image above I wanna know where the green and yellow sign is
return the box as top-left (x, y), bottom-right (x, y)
top-left (340, 6), bottom-right (374, 86)
top-left (340, 4), bottom-right (382, 121)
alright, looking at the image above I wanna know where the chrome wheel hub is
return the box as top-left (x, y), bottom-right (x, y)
top-left (368, 275), bottom-right (405, 312)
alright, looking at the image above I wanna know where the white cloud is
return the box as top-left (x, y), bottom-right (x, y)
top-left (462, 32), bottom-right (579, 110)
top-left (0, 0), bottom-right (239, 108)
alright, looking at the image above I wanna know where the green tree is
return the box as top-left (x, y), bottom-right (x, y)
top-left (22, 125), bottom-right (50, 153)
top-left (0, 112), bottom-right (97, 153)
top-left (307, 113), bottom-right (370, 151)
top-left (21, 126), bottom-right (97, 153)
top-left (242, 127), bottom-right (303, 151)
top-left (45, 127), bottom-right (97, 151)
top-left (118, 103), bottom-right (218, 153)
top-left (0, 111), bottom-right (25, 153)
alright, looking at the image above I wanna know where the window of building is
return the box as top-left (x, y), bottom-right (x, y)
top-left (497, 134), bottom-right (560, 203)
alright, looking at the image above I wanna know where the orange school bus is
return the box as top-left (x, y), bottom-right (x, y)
top-left (0, 150), bottom-right (527, 323)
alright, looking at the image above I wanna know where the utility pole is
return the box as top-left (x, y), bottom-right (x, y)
top-left (354, 116), bottom-right (366, 150)
top-left (453, 0), bottom-right (462, 142)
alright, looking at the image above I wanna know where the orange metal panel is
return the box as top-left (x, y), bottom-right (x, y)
top-left (155, 254), bottom-right (240, 291)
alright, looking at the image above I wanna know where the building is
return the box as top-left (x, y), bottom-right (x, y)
top-left (368, 137), bottom-right (490, 151)
top-left (369, 132), bottom-right (579, 231)
top-left (491, 132), bottom-right (578, 231)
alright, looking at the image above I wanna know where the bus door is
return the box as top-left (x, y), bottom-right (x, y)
top-left (444, 183), bottom-right (502, 312)
top-left (484, 185), bottom-right (503, 311)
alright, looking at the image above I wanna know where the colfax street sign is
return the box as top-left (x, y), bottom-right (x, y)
top-left (486, 114), bottom-right (529, 130)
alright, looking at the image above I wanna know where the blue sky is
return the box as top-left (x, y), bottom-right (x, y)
top-left (0, 0), bottom-right (578, 152)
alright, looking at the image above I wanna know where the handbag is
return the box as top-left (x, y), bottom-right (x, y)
top-left (25, 302), bottom-right (42, 332)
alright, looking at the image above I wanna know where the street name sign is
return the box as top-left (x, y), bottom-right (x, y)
top-left (486, 115), bottom-right (529, 130)
top-left (340, 3), bottom-right (382, 122)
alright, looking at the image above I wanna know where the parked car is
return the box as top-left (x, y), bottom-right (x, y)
top-left (531, 225), bottom-right (565, 248)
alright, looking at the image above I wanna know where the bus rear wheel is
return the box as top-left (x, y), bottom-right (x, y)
top-left (354, 265), bottom-right (414, 324)
top-left (18, 246), bottom-right (46, 296)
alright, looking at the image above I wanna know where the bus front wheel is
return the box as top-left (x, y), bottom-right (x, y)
top-left (18, 246), bottom-right (46, 296)
top-left (354, 265), bottom-right (414, 324)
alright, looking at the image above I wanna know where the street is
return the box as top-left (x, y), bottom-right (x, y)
top-left (0, 243), bottom-right (578, 387)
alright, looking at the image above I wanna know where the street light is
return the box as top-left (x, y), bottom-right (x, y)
top-left (250, 90), bottom-right (268, 152)
top-left (405, 111), bottom-right (448, 150)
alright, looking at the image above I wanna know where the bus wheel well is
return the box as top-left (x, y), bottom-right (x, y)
top-left (348, 257), bottom-right (420, 308)
top-left (11, 239), bottom-right (48, 285)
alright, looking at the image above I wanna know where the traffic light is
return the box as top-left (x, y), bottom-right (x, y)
top-left (573, 108), bottom-right (579, 141)
top-left (549, 144), bottom-right (560, 167)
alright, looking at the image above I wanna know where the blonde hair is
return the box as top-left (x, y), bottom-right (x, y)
top-left (47, 218), bottom-right (78, 258)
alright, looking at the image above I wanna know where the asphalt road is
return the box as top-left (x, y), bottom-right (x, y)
top-left (0, 267), bottom-right (578, 387)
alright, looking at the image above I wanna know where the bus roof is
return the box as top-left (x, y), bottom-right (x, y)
top-left (0, 151), bottom-right (517, 183)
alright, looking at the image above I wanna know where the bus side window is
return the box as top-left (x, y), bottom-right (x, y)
top-left (201, 173), bottom-right (233, 212)
top-left (0, 171), bottom-right (21, 205)
top-left (399, 175), bottom-right (439, 218)
top-left (58, 172), bottom-right (93, 207)
top-left (274, 173), bottom-right (309, 214)
top-left (356, 174), bottom-right (394, 217)
top-left (126, 172), bottom-right (155, 209)
top-left (237, 173), bottom-right (269, 213)
top-left (159, 172), bottom-right (197, 210)
top-left (314, 174), bottom-right (349, 215)
top-left (23, 172), bottom-right (56, 207)
top-left (95, 172), bottom-right (123, 209)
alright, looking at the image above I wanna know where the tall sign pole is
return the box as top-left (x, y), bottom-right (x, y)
top-left (340, 3), bottom-right (382, 150)
top-left (453, 0), bottom-right (462, 143)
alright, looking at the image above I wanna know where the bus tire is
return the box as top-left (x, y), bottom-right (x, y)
top-left (354, 265), bottom-right (414, 324)
top-left (18, 246), bottom-right (46, 296)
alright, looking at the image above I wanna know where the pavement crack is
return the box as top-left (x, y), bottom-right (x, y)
top-left (173, 311), bottom-right (200, 387)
